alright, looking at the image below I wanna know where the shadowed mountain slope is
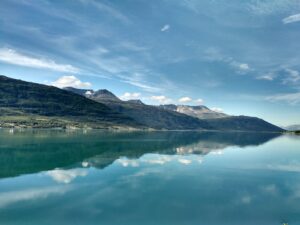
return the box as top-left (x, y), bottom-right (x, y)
top-left (65, 88), bottom-right (213, 130)
top-left (205, 116), bottom-right (284, 132)
top-left (0, 75), bottom-right (139, 129)
top-left (66, 87), bottom-right (284, 132)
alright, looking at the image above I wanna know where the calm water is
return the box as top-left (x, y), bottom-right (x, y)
top-left (0, 130), bottom-right (300, 225)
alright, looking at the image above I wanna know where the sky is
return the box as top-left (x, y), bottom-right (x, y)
top-left (0, 0), bottom-right (300, 126)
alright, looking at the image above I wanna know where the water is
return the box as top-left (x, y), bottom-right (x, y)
top-left (0, 129), bottom-right (299, 225)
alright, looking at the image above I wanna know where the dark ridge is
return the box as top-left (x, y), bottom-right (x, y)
top-left (206, 116), bottom-right (285, 132)
top-left (0, 75), bottom-right (140, 128)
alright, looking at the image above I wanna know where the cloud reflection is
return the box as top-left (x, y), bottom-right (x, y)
top-left (141, 155), bottom-right (172, 165)
top-left (130, 154), bottom-right (205, 167)
top-left (0, 186), bottom-right (70, 208)
top-left (178, 158), bottom-right (192, 165)
top-left (267, 161), bottom-right (300, 173)
top-left (117, 157), bottom-right (139, 167)
top-left (46, 169), bottom-right (88, 184)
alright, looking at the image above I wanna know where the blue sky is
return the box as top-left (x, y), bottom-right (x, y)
top-left (0, 0), bottom-right (300, 126)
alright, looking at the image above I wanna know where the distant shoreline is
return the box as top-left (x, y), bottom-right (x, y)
top-left (286, 130), bottom-right (300, 135)
top-left (0, 126), bottom-right (286, 134)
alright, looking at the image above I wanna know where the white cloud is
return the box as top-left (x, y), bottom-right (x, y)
top-left (247, 1), bottom-right (298, 15)
top-left (51, 75), bottom-right (91, 88)
top-left (230, 61), bottom-right (250, 72)
top-left (120, 92), bottom-right (141, 100)
top-left (161, 24), bottom-right (170, 32)
top-left (91, 46), bottom-right (109, 55)
top-left (204, 48), bottom-right (250, 73)
top-left (117, 73), bottom-right (162, 93)
top-left (118, 41), bottom-right (148, 51)
top-left (195, 98), bottom-right (204, 104)
top-left (283, 68), bottom-right (300, 85)
top-left (283, 13), bottom-right (300, 24)
top-left (239, 63), bottom-right (250, 71)
top-left (256, 74), bottom-right (275, 81)
top-left (80, 0), bottom-right (130, 24)
top-left (266, 92), bottom-right (300, 105)
top-left (46, 169), bottom-right (88, 184)
top-left (0, 48), bottom-right (79, 73)
top-left (150, 95), bottom-right (172, 104)
top-left (257, 69), bottom-right (300, 84)
top-left (211, 107), bottom-right (223, 113)
top-left (122, 79), bottom-right (161, 92)
top-left (178, 96), bottom-right (192, 103)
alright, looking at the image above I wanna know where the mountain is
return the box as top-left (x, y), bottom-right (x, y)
top-left (63, 88), bottom-right (121, 102)
top-left (0, 75), bottom-right (284, 132)
top-left (127, 99), bottom-right (144, 105)
top-left (65, 87), bottom-right (284, 132)
top-left (90, 89), bottom-right (121, 102)
top-left (0, 75), bottom-right (140, 129)
top-left (205, 116), bottom-right (284, 132)
top-left (63, 87), bottom-right (93, 96)
top-left (160, 104), bottom-right (228, 119)
top-left (159, 104), bottom-right (283, 132)
top-left (100, 101), bottom-right (213, 130)
top-left (284, 124), bottom-right (300, 131)
top-left (65, 88), bottom-right (212, 130)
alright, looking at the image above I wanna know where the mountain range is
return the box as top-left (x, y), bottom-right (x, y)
top-left (159, 104), bottom-right (228, 119)
top-left (64, 85), bottom-right (284, 132)
top-left (64, 87), bottom-right (213, 130)
top-left (283, 124), bottom-right (300, 131)
top-left (0, 75), bottom-right (284, 132)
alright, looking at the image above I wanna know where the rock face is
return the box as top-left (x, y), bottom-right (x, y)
top-left (64, 87), bottom-right (212, 130)
top-left (89, 89), bottom-right (121, 102)
top-left (160, 104), bottom-right (228, 119)
top-left (64, 87), bottom-right (121, 102)
top-left (127, 99), bottom-right (144, 105)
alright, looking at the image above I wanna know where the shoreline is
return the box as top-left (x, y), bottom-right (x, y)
top-left (0, 126), bottom-right (286, 134)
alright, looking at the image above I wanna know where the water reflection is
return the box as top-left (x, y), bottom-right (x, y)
top-left (46, 168), bottom-right (88, 184)
top-left (0, 130), bottom-right (300, 225)
top-left (0, 129), bottom-right (280, 178)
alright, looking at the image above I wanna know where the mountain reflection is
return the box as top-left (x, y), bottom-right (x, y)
top-left (0, 129), bottom-right (281, 179)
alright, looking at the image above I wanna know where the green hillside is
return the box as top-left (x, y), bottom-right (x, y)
top-left (0, 75), bottom-right (140, 129)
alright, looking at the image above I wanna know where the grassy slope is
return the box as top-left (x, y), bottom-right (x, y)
top-left (0, 76), bottom-right (140, 129)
